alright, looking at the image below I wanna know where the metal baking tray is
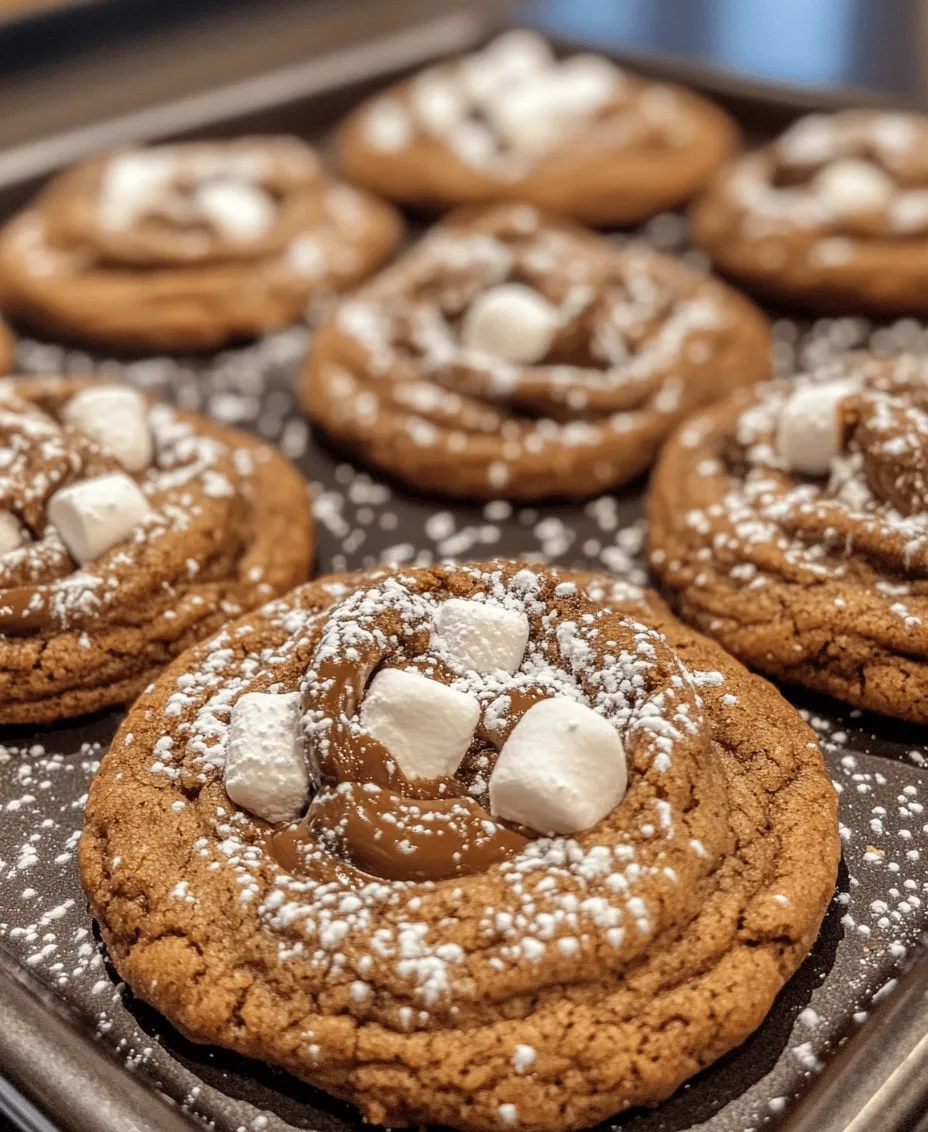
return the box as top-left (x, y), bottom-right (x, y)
top-left (2, 11), bottom-right (928, 1132)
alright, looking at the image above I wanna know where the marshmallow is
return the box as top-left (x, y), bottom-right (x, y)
top-left (489, 697), bottom-right (627, 835)
top-left (48, 471), bottom-right (151, 565)
top-left (62, 386), bottom-right (153, 473)
top-left (434, 598), bottom-right (529, 674)
top-left (813, 159), bottom-right (895, 217)
top-left (194, 179), bottom-right (276, 241)
top-left (98, 152), bottom-right (175, 230)
top-left (485, 79), bottom-right (565, 155)
top-left (0, 511), bottom-right (25, 556)
top-left (778, 115), bottom-right (837, 166)
top-left (461, 284), bottom-right (559, 364)
top-left (359, 668), bottom-right (480, 781)
top-left (461, 30), bottom-right (553, 103)
top-left (892, 190), bottom-right (928, 232)
top-left (776, 381), bottom-right (851, 476)
top-left (409, 73), bottom-right (466, 136)
top-left (224, 691), bottom-right (309, 824)
top-left (551, 54), bottom-right (622, 116)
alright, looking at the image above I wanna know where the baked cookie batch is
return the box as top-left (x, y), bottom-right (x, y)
top-left (6, 25), bottom-right (926, 1132)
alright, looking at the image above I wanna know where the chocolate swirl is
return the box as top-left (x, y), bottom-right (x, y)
top-left (693, 109), bottom-right (928, 313)
top-left (0, 377), bottom-right (311, 723)
top-left (303, 203), bottom-right (770, 501)
top-left (0, 138), bottom-right (402, 351)
top-left (80, 561), bottom-right (838, 1132)
top-left (650, 352), bottom-right (928, 720)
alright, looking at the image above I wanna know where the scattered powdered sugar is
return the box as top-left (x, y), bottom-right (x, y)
top-left (3, 206), bottom-right (928, 1132)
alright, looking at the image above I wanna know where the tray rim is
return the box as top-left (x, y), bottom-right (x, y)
top-left (0, 14), bottom-right (927, 1132)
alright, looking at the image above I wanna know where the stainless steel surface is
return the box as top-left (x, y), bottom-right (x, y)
top-left (0, 950), bottom-right (197, 1132)
top-left (0, 8), bottom-right (486, 188)
top-left (781, 943), bottom-right (928, 1132)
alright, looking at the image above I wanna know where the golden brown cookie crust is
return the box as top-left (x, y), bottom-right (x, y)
top-left (692, 110), bottom-right (928, 313)
top-left (0, 139), bottom-right (403, 352)
top-left (648, 352), bottom-right (928, 722)
top-left (0, 376), bottom-right (313, 723)
top-left (80, 562), bottom-right (838, 1132)
top-left (336, 37), bottom-right (737, 226)
top-left (301, 203), bottom-right (771, 502)
top-left (0, 316), bottom-right (13, 373)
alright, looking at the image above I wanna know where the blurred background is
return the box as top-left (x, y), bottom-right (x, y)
top-left (0, 0), bottom-right (925, 165)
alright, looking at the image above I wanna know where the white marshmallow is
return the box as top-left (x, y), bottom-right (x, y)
top-left (359, 669), bottom-right (480, 781)
top-left (461, 284), bottom-right (559, 364)
top-left (776, 381), bottom-right (852, 477)
top-left (98, 151), bottom-right (175, 230)
top-left (47, 471), bottom-right (151, 565)
top-left (489, 697), bottom-right (627, 835)
top-left (224, 691), bottom-right (309, 824)
top-left (434, 598), bottom-right (529, 674)
top-left (813, 159), bottom-right (895, 217)
top-left (0, 511), bottom-right (25, 556)
top-left (892, 190), bottom-right (928, 232)
top-left (194, 179), bottom-right (276, 241)
top-left (778, 114), bottom-right (837, 166)
top-left (461, 30), bottom-right (553, 103)
top-left (551, 54), bottom-right (622, 116)
top-left (409, 73), bottom-right (466, 136)
top-left (485, 79), bottom-right (565, 155)
top-left (62, 386), bottom-right (153, 473)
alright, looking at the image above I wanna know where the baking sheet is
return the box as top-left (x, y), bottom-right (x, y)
top-left (1, 40), bottom-right (928, 1132)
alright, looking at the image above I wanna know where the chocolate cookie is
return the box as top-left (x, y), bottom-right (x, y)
top-left (0, 376), bottom-right (312, 723)
top-left (301, 202), bottom-right (770, 501)
top-left (692, 109), bottom-right (928, 313)
top-left (0, 138), bottom-right (403, 351)
top-left (336, 30), bottom-right (738, 226)
top-left (80, 560), bottom-right (838, 1132)
top-left (649, 351), bottom-right (928, 721)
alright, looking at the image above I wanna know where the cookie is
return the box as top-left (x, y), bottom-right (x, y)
top-left (336, 30), bottom-right (738, 226)
top-left (0, 376), bottom-right (312, 723)
top-left (649, 351), bottom-right (928, 721)
top-left (691, 109), bottom-right (928, 313)
top-left (79, 560), bottom-right (838, 1132)
top-left (300, 202), bottom-right (771, 501)
top-left (0, 138), bottom-right (403, 352)
top-left (0, 315), bottom-right (13, 373)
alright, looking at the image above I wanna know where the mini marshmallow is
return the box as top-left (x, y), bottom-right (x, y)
top-left (461, 284), bottom-right (559, 364)
top-left (551, 54), bottom-right (622, 116)
top-left (892, 190), bottom-right (928, 232)
top-left (813, 159), bottom-right (895, 217)
top-left (359, 668), bottom-right (480, 781)
top-left (0, 511), bottom-right (25, 556)
top-left (47, 471), bottom-right (151, 565)
top-left (776, 381), bottom-right (852, 477)
top-left (434, 598), bottom-right (530, 674)
top-left (778, 114), bottom-right (837, 166)
top-left (461, 30), bottom-right (553, 102)
top-left (62, 386), bottom-right (153, 473)
top-left (409, 73), bottom-right (466, 136)
top-left (224, 691), bottom-right (309, 824)
top-left (489, 697), bottom-right (627, 835)
top-left (195, 179), bottom-right (276, 241)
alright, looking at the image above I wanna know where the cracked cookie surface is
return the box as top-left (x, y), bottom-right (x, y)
top-left (79, 561), bottom-right (837, 1132)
